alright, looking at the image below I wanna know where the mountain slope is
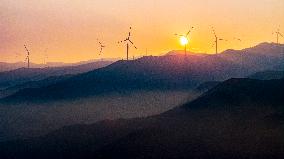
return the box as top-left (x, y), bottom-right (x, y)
top-left (0, 61), bottom-right (113, 90)
top-left (1, 78), bottom-right (283, 159)
top-left (0, 75), bottom-right (72, 99)
top-left (220, 43), bottom-right (284, 71)
top-left (1, 55), bottom-right (242, 102)
top-left (0, 59), bottom-right (120, 72)
top-left (248, 70), bottom-right (284, 80)
top-left (2, 42), bottom-right (284, 103)
top-left (195, 81), bottom-right (221, 92)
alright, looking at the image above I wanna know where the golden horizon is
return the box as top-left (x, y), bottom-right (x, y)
top-left (1, 0), bottom-right (284, 63)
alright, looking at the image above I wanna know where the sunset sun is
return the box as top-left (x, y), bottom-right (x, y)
top-left (180, 36), bottom-right (189, 46)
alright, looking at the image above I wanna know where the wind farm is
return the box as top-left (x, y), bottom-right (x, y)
top-left (0, 1), bottom-right (284, 159)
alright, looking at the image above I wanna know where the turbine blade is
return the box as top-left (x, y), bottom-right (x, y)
top-left (175, 34), bottom-right (183, 37)
top-left (128, 40), bottom-right (137, 49)
top-left (128, 40), bottom-right (134, 45)
top-left (186, 30), bottom-right (191, 36)
top-left (279, 32), bottom-right (284, 37)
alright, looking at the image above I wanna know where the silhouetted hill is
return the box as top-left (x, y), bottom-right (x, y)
top-left (182, 78), bottom-right (284, 109)
top-left (1, 78), bottom-right (283, 159)
top-left (243, 42), bottom-right (284, 58)
top-left (195, 81), bottom-right (221, 92)
top-left (0, 75), bottom-right (72, 99)
top-left (0, 59), bottom-right (119, 72)
top-left (220, 43), bottom-right (284, 71)
top-left (2, 42), bottom-right (284, 103)
top-left (1, 55), bottom-right (242, 102)
top-left (0, 62), bottom-right (43, 72)
top-left (248, 70), bottom-right (284, 80)
top-left (0, 61), bottom-right (113, 90)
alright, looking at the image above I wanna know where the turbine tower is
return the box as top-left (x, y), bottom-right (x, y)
top-left (273, 29), bottom-right (283, 44)
top-left (175, 26), bottom-right (194, 56)
top-left (24, 45), bottom-right (30, 69)
top-left (118, 27), bottom-right (137, 61)
top-left (212, 27), bottom-right (224, 55)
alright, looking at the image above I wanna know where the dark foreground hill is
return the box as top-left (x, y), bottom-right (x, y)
top-left (194, 81), bottom-right (221, 92)
top-left (1, 78), bottom-right (283, 159)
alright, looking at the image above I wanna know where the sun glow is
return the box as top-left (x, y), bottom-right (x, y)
top-left (180, 36), bottom-right (189, 46)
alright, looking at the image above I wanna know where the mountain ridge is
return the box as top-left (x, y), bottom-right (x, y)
top-left (1, 78), bottom-right (283, 158)
top-left (1, 42), bottom-right (284, 103)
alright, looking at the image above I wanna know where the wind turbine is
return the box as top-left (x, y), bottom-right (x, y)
top-left (24, 45), bottom-right (30, 68)
top-left (175, 26), bottom-right (194, 56)
top-left (97, 39), bottom-right (106, 59)
top-left (212, 27), bottom-right (225, 55)
top-left (273, 29), bottom-right (283, 44)
top-left (118, 27), bottom-right (137, 61)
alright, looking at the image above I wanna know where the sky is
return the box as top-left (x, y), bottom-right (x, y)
top-left (1, 0), bottom-right (284, 63)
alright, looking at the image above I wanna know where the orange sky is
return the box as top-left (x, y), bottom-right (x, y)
top-left (1, 0), bottom-right (284, 63)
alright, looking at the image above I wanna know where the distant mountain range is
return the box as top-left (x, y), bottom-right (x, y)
top-left (0, 58), bottom-right (120, 72)
top-left (0, 61), bottom-right (113, 97)
top-left (1, 78), bottom-right (283, 159)
top-left (1, 42), bottom-right (284, 103)
top-left (0, 75), bottom-right (72, 99)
